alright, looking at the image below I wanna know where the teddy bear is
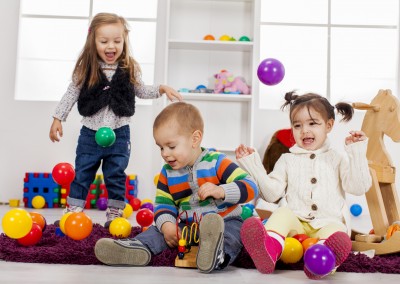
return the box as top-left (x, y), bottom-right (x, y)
top-left (213, 70), bottom-right (251, 94)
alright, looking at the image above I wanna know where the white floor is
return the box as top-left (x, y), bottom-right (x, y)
top-left (0, 206), bottom-right (399, 284)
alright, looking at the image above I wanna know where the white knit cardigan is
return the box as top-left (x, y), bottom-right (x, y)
top-left (237, 139), bottom-right (372, 233)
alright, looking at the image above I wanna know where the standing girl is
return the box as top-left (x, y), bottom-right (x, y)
top-left (235, 92), bottom-right (371, 279)
top-left (49, 13), bottom-right (181, 227)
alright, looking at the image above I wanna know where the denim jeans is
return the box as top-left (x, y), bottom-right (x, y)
top-left (67, 125), bottom-right (130, 210)
top-left (135, 216), bottom-right (243, 265)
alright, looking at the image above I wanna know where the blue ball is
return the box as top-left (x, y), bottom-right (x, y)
top-left (244, 203), bottom-right (255, 211)
top-left (350, 204), bottom-right (362, 217)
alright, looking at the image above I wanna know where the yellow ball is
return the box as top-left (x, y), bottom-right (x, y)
top-left (109, 217), bottom-right (132, 238)
top-left (141, 198), bottom-right (153, 205)
top-left (219, 34), bottom-right (231, 41)
top-left (123, 203), bottom-right (133, 218)
top-left (60, 212), bottom-right (73, 234)
top-left (2, 208), bottom-right (33, 239)
top-left (153, 173), bottom-right (160, 186)
top-left (32, 195), bottom-right (46, 209)
top-left (179, 239), bottom-right (186, 246)
top-left (280, 237), bottom-right (303, 264)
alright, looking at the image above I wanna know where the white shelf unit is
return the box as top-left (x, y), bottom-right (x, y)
top-left (157, 0), bottom-right (259, 158)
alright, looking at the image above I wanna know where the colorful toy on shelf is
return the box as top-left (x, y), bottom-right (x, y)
top-left (214, 70), bottom-right (251, 94)
top-left (239, 36), bottom-right (250, 42)
top-left (257, 58), bottom-right (285, 86)
top-left (203, 34), bottom-right (215, 40)
top-left (219, 34), bottom-right (230, 41)
top-left (95, 127), bottom-right (116, 147)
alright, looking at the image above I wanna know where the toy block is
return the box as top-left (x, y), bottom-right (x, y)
top-left (23, 172), bottom-right (61, 208)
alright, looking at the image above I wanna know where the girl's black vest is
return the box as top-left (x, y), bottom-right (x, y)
top-left (78, 66), bottom-right (135, 117)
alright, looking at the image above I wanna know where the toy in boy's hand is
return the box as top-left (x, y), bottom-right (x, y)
top-left (214, 70), bottom-right (251, 94)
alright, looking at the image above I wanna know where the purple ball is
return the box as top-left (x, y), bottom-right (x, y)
top-left (257, 58), bottom-right (285, 86)
top-left (96, 197), bottom-right (108, 211)
top-left (140, 202), bottom-right (154, 212)
top-left (304, 244), bottom-right (336, 276)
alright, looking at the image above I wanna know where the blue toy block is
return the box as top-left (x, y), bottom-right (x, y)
top-left (23, 172), bottom-right (61, 208)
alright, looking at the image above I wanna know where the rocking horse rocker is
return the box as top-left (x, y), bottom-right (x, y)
top-left (351, 89), bottom-right (400, 255)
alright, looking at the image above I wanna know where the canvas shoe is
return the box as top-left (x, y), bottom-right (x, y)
top-left (240, 217), bottom-right (283, 274)
top-left (104, 207), bottom-right (124, 228)
top-left (54, 205), bottom-right (84, 226)
top-left (196, 213), bottom-right (226, 273)
top-left (304, 231), bottom-right (352, 280)
top-left (95, 238), bottom-right (151, 266)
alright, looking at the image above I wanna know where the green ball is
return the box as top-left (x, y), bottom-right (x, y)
top-left (241, 205), bottom-right (253, 220)
top-left (239, 36), bottom-right (250, 42)
top-left (95, 127), bottom-right (116, 147)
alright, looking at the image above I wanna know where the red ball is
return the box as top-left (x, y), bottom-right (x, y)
top-left (129, 198), bottom-right (141, 211)
top-left (136, 208), bottom-right (154, 227)
top-left (52, 163), bottom-right (75, 186)
top-left (17, 223), bottom-right (42, 246)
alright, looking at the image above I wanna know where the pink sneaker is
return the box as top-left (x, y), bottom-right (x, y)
top-left (304, 231), bottom-right (352, 280)
top-left (240, 217), bottom-right (283, 274)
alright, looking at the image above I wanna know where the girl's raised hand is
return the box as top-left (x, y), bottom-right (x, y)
top-left (235, 144), bottom-right (255, 160)
top-left (345, 130), bottom-right (367, 145)
top-left (159, 85), bottom-right (182, 102)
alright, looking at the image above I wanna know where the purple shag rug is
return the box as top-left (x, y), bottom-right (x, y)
top-left (0, 224), bottom-right (399, 273)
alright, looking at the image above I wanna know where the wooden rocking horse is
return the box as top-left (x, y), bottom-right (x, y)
top-left (351, 89), bottom-right (400, 255)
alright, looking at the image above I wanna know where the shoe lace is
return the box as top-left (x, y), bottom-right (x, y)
top-left (106, 207), bottom-right (123, 221)
top-left (63, 205), bottom-right (83, 214)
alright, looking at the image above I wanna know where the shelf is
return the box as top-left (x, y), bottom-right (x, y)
top-left (181, 92), bottom-right (252, 102)
top-left (168, 40), bottom-right (253, 52)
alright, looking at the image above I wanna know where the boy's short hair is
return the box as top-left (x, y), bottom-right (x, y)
top-left (153, 102), bottom-right (204, 134)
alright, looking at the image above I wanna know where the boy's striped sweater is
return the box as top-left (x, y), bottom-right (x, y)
top-left (154, 148), bottom-right (258, 231)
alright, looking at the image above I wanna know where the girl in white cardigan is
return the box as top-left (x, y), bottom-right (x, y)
top-left (235, 91), bottom-right (371, 280)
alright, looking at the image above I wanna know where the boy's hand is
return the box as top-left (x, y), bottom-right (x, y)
top-left (49, 118), bottom-right (63, 142)
top-left (345, 130), bottom-right (367, 145)
top-left (235, 144), bottom-right (255, 160)
top-left (159, 85), bottom-right (182, 102)
top-left (198, 182), bottom-right (225, 200)
top-left (161, 222), bottom-right (179, 248)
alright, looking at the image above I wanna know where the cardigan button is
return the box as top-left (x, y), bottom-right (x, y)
top-left (311, 177), bottom-right (317, 184)
top-left (310, 154), bottom-right (316, 159)
top-left (311, 204), bottom-right (318, 211)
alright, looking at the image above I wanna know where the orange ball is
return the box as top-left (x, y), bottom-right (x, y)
top-left (203, 34), bottom-right (215, 40)
top-left (64, 212), bottom-right (93, 240)
top-left (29, 212), bottom-right (47, 231)
top-left (302, 237), bottom-right (319, 252)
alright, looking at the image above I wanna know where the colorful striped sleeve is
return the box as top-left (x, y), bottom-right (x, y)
top-left (154, 166), bottom-right (179, 230)
top-left (216, 154), bottom-right (258, 204)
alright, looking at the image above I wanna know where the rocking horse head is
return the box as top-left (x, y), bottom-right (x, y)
top-left (352, 89), bottom-right (400, 166)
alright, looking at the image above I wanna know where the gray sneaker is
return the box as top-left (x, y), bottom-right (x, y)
top-left (104, 207), bottom-right (124, 228)
top-left (196, 213), bottom-right (226, 273)
top-left (95, 238), bottom-right (151, 266)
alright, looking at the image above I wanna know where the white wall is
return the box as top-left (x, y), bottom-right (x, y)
top-left (1, 0), bottom-right (400, 233)
top-left (0, 0), bottom-right (159, 203)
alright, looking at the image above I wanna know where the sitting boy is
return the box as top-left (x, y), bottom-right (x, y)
top-left (95, 102), bottom-right (258, 273)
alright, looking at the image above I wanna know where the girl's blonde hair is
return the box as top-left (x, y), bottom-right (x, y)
top-left (73, 13), bottom-right (141, 88)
